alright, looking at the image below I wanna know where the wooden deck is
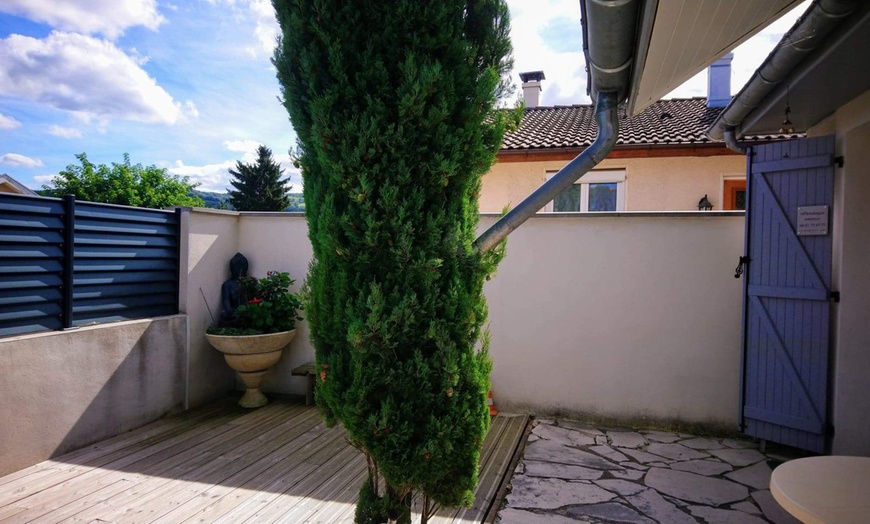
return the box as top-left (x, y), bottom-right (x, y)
top-left (0, 397), bottom-right (528, 523)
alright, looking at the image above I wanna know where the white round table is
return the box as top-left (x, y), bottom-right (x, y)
top-left (770, 456), bottom-right (870, 524)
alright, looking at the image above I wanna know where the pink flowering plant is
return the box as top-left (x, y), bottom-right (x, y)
top-left (208, 271), bottom-right (303, 335)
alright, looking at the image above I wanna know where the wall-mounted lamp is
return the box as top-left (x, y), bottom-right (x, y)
top-left (698, 194), bottom-right (713, 211)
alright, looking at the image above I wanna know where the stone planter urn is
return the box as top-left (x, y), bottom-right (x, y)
top-left (205, 329), bottom-right (296, 408)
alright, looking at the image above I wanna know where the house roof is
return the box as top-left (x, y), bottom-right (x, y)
top-left (501, 98), bottom-right (795, 151)
top-left (0, 174), bottom-right (37, 196)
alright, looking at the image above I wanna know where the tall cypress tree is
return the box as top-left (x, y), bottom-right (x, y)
top-left (227, 145), bottom-right (291, 211)
top-left (272, 2), bottom-right (517, 522)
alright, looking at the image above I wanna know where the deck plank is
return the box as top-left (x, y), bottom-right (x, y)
top-left (4, 403), bottom-right (305, 523)
top-left (0, 398), bottom-right (526, 524)
top-left (146, 411), bottom-right (332, 523)
top-left (0, 398), bottom-right (236, 490)
top-left (169, 426), bottom-right (347, 524)
top-left (60, 404), bottom-right (307, 524)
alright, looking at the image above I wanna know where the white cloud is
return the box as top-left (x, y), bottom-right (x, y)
top-left (170, 159), bottom-right (238, 192)
top-left (33, 174), bottom-right (57, 185)
top-left (48, 125), bottom-right (83, 138)
top-left (248, 0), bottom-right (279, 56)
top-left (506, 0), bottom-right (588, 105)
top-left (0, 32), bottom-right (190, 125)
top-left (169, 152), bottom-right (302, 193)
top-left (0, 0), bottom-right (165, 39)
top-left (224, 139), bottom-right (261, 155)
top-left (1, 153), bottom-right (44, 168)
top-left (183, 101), bottom-right (200, 119)
top-left (0, 112), bottom-right (20, 130)
top-left (206, 0), bottom-right (278, 56)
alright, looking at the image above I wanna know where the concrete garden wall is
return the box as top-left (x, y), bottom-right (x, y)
top-left (183, 209), bottom-right (746, 429)
top-left (0, 316), bottom-right (186, 476)
top-left (182, 209), bottom-right (314, 405)
top-left (482, 213), bottom-right (745, 428)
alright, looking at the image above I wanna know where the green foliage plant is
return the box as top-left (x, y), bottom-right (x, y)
top-left (228, 145), bottom-right (292, 211)
top-left (42, 153), bottom-right (204, 208)
top-left (272, 1), bottom-right (519, 522)
top-left (207, 271), bottom-right (303, 335)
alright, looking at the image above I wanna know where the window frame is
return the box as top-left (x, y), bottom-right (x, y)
top-left (722, 178), bottom-right (747, 210)
top-left (543, 169), bottom-right (626, 212)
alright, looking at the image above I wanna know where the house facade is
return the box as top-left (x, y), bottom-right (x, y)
top-left (482, 99), bottom-right (748, 213)
top-left (481, 58), bottom-right (794, 214)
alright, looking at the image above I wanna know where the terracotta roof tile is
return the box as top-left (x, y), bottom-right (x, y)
top-left (501, 98), bottom-right (796, 150)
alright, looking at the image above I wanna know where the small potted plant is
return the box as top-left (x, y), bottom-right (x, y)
top-left (206, 256), bottom-right (303, 408)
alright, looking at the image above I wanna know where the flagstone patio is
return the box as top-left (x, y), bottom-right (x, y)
top-left (495, 419), bottom-right (803, 524)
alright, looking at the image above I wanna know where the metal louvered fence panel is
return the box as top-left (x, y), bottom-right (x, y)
top-left (0, 193), bottom-right (180, 336)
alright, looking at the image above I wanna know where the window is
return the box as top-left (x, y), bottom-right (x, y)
top-left (544, 170), bottom-right (625, 212)
top-left (723, 179), bottom-right (747, 210)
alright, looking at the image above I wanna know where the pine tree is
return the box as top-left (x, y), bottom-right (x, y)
top-left (227, 145), bottom-right (291, 211)
top-left (273, 2), bottom-right (517, 522)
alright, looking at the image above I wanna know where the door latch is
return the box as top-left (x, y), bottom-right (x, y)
top-left (734, 256), bottom-right (750, 278)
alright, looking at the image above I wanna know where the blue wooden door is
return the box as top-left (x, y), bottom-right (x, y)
top-left (741, 135), bottom-right (835, 453)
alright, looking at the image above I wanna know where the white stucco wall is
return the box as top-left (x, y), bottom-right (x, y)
top-left (481, 154), bottom-right (746, 213)
top-left (184, 209), bottom-right (746, 429)
top-left (183, 210), bottom-right (314, 405)
top-left (0, 316), bottom-right (187, 476)
top-left (180, 209), bottom-right (241, 407)
top-left (238, 214), bottom-right (315, 397)
top-left (825, 89), bottom-right (870, 455)
top-left (481, 213), bottom-right (746, 427)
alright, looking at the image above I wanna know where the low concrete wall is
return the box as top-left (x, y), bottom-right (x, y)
top-left (0, 316), bottom-right (186, 476)
top-left (183, 209), bottom-right (745, 430)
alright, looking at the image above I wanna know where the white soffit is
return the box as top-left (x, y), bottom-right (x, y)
top-left (628, 0), bottom-right (802, 116)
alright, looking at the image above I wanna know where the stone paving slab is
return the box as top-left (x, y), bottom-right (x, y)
top-left (496, 419), bottom-right (802, 524)
top-left (709, 447), bottom-right (767, 467)
top-left (670, 458), bottom-right (733, 476)
top-left (726, 460), bottom-right (775, 490)
top-left (607, 431), bottom-right (648, 449)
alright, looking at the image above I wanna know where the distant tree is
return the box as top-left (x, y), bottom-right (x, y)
top-left (227, 145), bottom-right (291, 211)
top-left (42, 153), bottom-right (204, 209)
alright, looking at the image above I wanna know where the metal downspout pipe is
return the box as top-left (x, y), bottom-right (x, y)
top-left (724, 127), bottom-right (747, 155)
top-left (708, 0), bottom-right (862, 141)
top-left (473, 91), bottom-right (620, 253)
top-left (473, 0), bottom-right (638, 253)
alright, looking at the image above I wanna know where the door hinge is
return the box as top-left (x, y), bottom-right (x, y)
top-left (835, 156), bottom-right (844, 168)
top-left (830, 291), bottom-right (841, 303)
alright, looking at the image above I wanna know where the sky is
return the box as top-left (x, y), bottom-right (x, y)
top-left (0, 0), bottom-right (807, 193)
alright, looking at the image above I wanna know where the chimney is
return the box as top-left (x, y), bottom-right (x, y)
top-left (519, 71), bottom-right (546, 108)
top-left (707, 53), bottom-right (733, 108)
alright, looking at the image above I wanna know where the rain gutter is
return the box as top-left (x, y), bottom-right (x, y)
top-left (707, 0), bottom-right (862, 145)
top-left (474, 0), bottom-right (639, 253)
